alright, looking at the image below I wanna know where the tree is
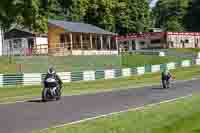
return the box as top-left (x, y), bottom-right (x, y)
top-left (153, 0), bottom-right (190, 31)
top-left (48, 0), bottom-right (63, 20)
top-left (84, 0), bottom-right (115, 31)
top-left (57, 0), bottom-right (73, 20)
top-left (165, 17), bottom-right (184, 31)
top-left (0, 0), bottom-right (23, 31)
top-left (113, 0), bottom-right (130, 34)
top-left (129, 0), bottom-right (151, 32)
top-left (0, 0), bottom-right (49, 33)
top-left (185, 0), bottom-right (200, 31)
top-left (114, 0), bottom-right (151, 34)
top-left (45, 0), bottom-right (152, 35)
top-left (67, 0), bottom-right (89, 22)
top-left (23, 0), bottom-right (48, 33)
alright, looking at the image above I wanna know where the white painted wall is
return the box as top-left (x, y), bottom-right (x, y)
top-left (3, 38), bottom-right (29, 55)
top-left (151, 65), bottom-right (160, 73)
top-left (104, 69), bottom-right (115, 79)
top-left (23, 73), bottom-right (42, 85)
top-left (137, 67), bottom-right (145, 75)
top-left (122, 68), bottom-right (131, 77)
top-left (197, 52), bottom-right (200, 59)
top-left (36, 37), bottom-right (48, 45)
top-left (83, 71), bottom-right (95, 81)
top-left (181, 60), bottom-right (191, 67)
top-left (72, 50), bottom-right (118, 55)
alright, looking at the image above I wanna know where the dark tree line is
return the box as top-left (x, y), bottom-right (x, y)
top-left (0, 0), bottom-right (199, 34)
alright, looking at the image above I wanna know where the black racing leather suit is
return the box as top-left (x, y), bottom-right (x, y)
top-left (161, 71), bottom-right (171, 88)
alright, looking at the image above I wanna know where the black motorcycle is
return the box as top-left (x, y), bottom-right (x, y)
top-left (162, 79), bottom-right (170, 88)
top-left (42, 77), bottom-right (61, 102)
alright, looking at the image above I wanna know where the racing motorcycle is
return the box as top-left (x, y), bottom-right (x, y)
top-left (162, 76), bottom-right (175, 89)
top-left (42, 77), bottom-right (61, 102)
top-left (162, 79), bottom-right (170, 88)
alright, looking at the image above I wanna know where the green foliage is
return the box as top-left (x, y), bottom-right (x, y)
top-left (0, 0), bottom-right (152, 34)
top-left (50, 0), bottom-right (151, 34)
top-left (1, 0), bottom-right (200, 33)
top-left (153, 0), bottom-right (200, 32)
top-left (68, 0), bottom-right (89, 22)
top-left (84, 0), bottom-right (115, 32)
top-left (0, 0), bottom-right (22, 31)
top-left (169, 48), bottom-right (200, 54)
top-left (185, 0), bottom-right (200, 31)
top-left (165, 17), bottom-right (184, 31)
top-left (0, 0), bottom-right (48, 33)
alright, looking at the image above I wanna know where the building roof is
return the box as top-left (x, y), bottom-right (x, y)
top-left (48, 19), bottom-right (116, 35)
top-left (4, 28), bottom-right (34, 39)
top-left (4, 26), bottom-right (47, 39)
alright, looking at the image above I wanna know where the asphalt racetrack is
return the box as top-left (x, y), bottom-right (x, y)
top-left (0, 79), bottom-right (200, 133)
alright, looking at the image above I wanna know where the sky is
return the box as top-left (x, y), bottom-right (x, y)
top-left (150, 0), bottom-right (158, 8)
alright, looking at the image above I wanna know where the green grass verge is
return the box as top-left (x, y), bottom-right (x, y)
top-left (0, 54), bottom-right (186, 73)
top-left (33, 93), bottom-right (200, 133)
top-left (0, 56), bottom-right (121, 73)
top-left (169, 48), bottom-right (200, 54)
top-left (121, 54), bottom-right (186, 68)
top-left (1, 65), bottom-right (200, 103)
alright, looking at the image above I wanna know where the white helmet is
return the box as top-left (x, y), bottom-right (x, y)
top-left (48, 66), bottom-right (55, 74)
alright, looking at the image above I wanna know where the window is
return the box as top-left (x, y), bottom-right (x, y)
top-left (83, 36), bottom-right (86, 41)
top-left (196, 39), bottom-right (198, 44)
top-left (140, 41), bottom-right (145, 45)
top-left (169, 41), bottom-right (174, 48)
top-left (86, 36), bottom-right (89, 41)
top-left (195, 43), bottom-right (198, 48)
top-left (13, 39), bottom-right (22, 49)
top-left (76, 36), bottom-right (79, 42)
top-left (185, 39), bottom-right (189, 43)
top-left (60, 34), bottom-right (65, 43)
top-left (151, 39), bottom-right (161, 44)
top-left (123, 41), bottom-right (128, 45)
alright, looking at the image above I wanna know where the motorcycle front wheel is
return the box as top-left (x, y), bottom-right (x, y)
top-left (42, 88), bottom-right (50, 102)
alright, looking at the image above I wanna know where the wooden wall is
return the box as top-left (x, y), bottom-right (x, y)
top-left (48, 24), bottom-right (65, 48)
top-left (48, 24), bottom-right (115, 50)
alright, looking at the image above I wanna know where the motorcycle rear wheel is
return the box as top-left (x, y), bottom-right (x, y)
top-left (55, 88), bottom-right (61, 100)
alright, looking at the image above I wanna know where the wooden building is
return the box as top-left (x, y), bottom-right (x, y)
top-left (48, 20), bottom-right (118, 56)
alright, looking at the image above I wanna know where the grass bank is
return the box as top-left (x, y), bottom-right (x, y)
top-left (1, 65), bottom-right (200, 103)
top-left (34, 93), bottom-right (200, 133)
top-left (121, 54), bottom-right (186, 68)
top-left (169, 48), bottom-right (200, 54)
top-left (0, 54), bottom-right (186, 73)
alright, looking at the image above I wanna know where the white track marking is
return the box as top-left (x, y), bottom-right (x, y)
top-left (39, 94), bottom-right (192, 132)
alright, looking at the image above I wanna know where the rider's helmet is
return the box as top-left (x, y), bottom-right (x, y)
top-left (48, 66), bottom-right (56, 75)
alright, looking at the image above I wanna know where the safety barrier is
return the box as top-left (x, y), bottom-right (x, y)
top-left (0, 59), bottom-right (199, 87)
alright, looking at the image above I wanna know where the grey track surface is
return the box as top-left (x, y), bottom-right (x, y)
top-left (1, 79), bottom-right (200, 133)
